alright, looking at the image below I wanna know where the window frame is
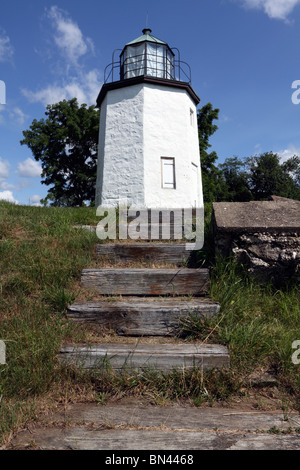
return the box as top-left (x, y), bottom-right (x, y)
top-left (161, 157), bottom-right (176, 189)
top-left (190, 108), bottom-right (195, 126)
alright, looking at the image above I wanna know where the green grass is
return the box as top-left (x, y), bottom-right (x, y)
top-left (181, 258), bottom-right (300, 384)
top-left (0, 201), bottom-right (99, 442)
top-left (0, 201), bottom-right (299, 445)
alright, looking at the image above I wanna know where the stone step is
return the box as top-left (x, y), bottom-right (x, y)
top-left (96, 243), bottom-right (194, 266)
top-left (60, 342), bottom-right (230, 372)
top-left (81, 268), bottom-right (210, 296)
top-left (67, 297), bottom-right (220, 336)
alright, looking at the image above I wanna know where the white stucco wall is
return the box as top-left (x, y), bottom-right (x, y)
top-left (143, 84), bottom-right (203, 209)
top-left (95, 83), bottom-right (145, 207)
top-left (95, 81), bottom-right (203, 209)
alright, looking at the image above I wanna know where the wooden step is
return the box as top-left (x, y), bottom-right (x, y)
top-left (60, 343), bottom-right (230, 372)
top-left (81, 268), bottom-right (210, 296)
top-left (118, 223), bottom-right (192, 241)
top-left (96, 243), bottom-right (193, 265)
top-left (67, 298), bottom-right (220, 336)
top-left (74, 224), bottom-right (187, 241)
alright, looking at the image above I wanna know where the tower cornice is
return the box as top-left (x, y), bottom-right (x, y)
top-left (96, 76), bottom-right (200, 108)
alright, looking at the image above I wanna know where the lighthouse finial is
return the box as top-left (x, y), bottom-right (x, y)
top-left (143, 11), bottom-right (151, 35)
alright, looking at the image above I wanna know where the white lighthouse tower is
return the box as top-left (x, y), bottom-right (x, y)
top-left (95, 28), bottom-right (203, 210)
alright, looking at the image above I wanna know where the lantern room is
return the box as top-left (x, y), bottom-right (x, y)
top-left (120, 28), bottom-right (175, 80)
top-left (103, 28), bottom-right (192, 85)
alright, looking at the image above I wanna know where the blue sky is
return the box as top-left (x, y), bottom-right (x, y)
top-left (1, 0), bottom-right (300, 205)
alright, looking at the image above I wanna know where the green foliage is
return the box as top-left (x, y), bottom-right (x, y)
top-left (219, 152), bottom-right (300, 201)
top-left (197, 103), bottom-right (228, 202)
top-left (20, 98), bottom-right (100, 207)
top-left (219, 156), bottom-right (253, 202)
top-left (246, 152), bottom-right (300, 200)
top-left (196, 103), bottom-right (300, 202)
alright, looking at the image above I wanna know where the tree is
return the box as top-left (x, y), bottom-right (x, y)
top-left (197, 103), bottom-right (227, 202)
top-left (21, 98), bottom-right (100, 206)
top-left (219, 156), bottom-right (253, 202)
top-left (246, 152), bottom-right (300, 200)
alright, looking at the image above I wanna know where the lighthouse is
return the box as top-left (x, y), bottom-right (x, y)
top-left (95, 28), bottom-right (203, 210)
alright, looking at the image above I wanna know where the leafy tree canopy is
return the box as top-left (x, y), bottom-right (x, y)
top-left (219, 152), bottom-right (300, 202)
top-left (21, 98), bottom-right (100, 206)
top-left (197, 103), bottom-right (228, 202)
top-left (246, 152), bottom-right (300, 200)
top-left (219, 156), bottom-right (253, 202)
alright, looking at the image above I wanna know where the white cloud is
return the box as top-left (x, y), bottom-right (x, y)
top-left (0, 29), bottom-right (14, 62)
top-left (47, 6), bottom-right (94, 65)
top-left (276, 145), bottom-right (300, 162)
top-left (22, 7), bottom-right (101, 107)
top-left (29, 194), bottom-right (42, 206)
top-left (0, 179), bottom-right (32, 191)
top-left (0, 181), bottom-right (17, 190)
top-left (0, 157), bottom-right (10, 180)
top-left (0, 190), bottom-right (18, 204)
top-left (8, 107), bottom-right (28, 125)
top-left (22, 68), bottom-right (101, 106)
top-left (16, 158), bottom-right (42, 178)
top-left (254, 143), bottom-right (263, 155)
top-left (238, 0), bottom-right (300, 20)
top-left (0, 104), bottom-right (28, 127)
top-left (22, 84), bottom-right (70, 107)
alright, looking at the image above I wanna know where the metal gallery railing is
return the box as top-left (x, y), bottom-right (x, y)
top-left (104, 48), bottom-right (192, 84)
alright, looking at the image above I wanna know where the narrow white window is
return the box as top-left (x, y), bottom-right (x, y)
top-left (161, 157), bottom-right (176, 189)
top-left (190, 108), bottom-right (195, 126)
top-left (191, 162), bottom-right (198, 206)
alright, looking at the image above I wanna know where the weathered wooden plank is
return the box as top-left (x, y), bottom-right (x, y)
top-left (96, 243), bottom-right (192, 265)
top-left (81, 268), bottom-right (210, 296)
top-left (37, 404), bottom-right (298, 434)
top-left (10, 427), bottom-right (300, 451)
top-left (60, 342), bottom-right (230, 371)
top-left (67, 298), bottom-right (220, 336)
top-left (117, 223), bottom-right (194, 241)
top-left (10, 403), bottom-right (300, 450)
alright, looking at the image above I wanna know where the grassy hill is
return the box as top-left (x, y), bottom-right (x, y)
top-left (0, 201), bottom-right (299, 444)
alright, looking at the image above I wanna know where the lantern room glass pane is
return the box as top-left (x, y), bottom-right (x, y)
top-left (147, 43), bottom-right (164, 78)
top-left (121, 42), bottom-right (175, 80)
top-left (122, 44), bottom-right (145, 79)
top-left (166, 49), bottom-right (175, 80)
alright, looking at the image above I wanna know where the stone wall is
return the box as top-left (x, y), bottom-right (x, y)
top-left (212, 197), bottom-right (300, 284)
